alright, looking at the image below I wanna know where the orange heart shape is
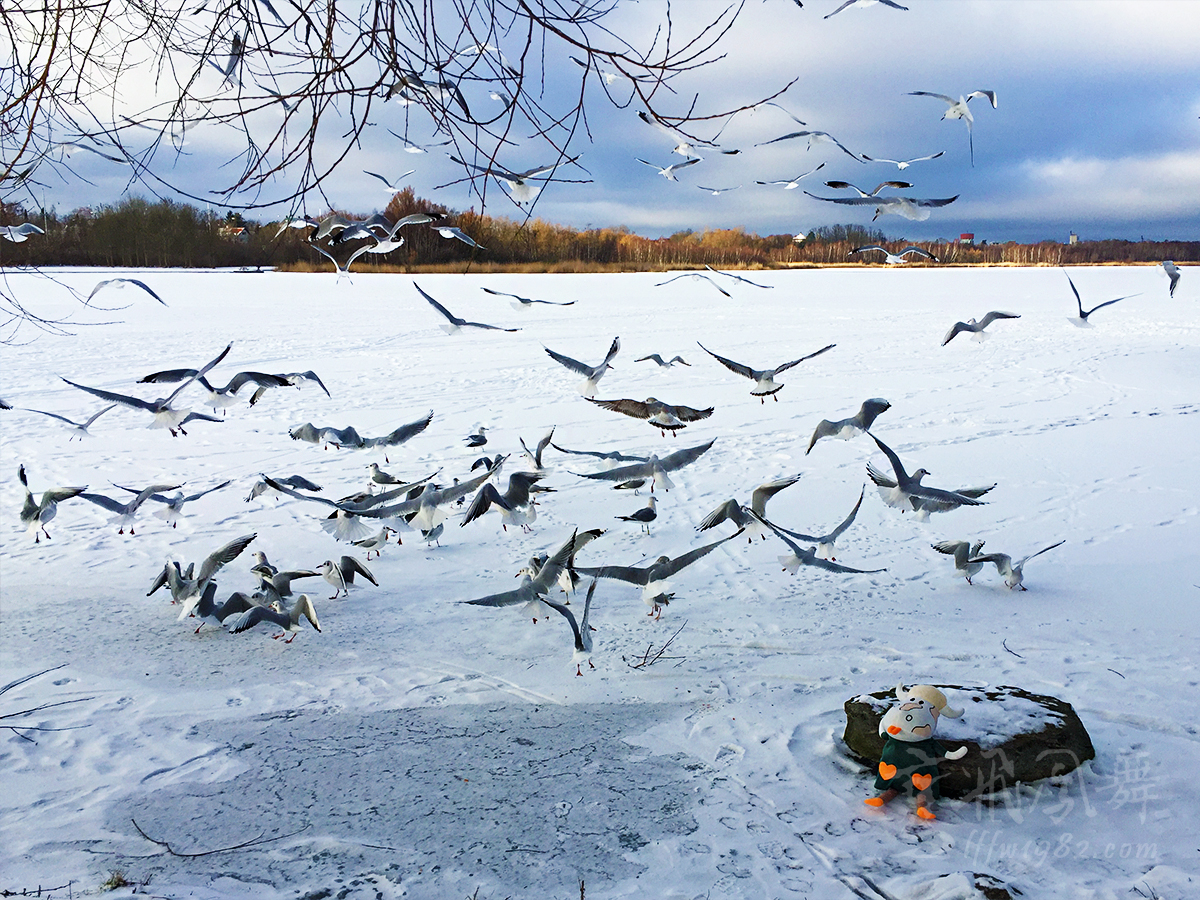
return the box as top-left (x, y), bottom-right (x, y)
top-left (878, 762), bottom-right (897, 780)
top-left (912, 773), bottom-right (933, 791)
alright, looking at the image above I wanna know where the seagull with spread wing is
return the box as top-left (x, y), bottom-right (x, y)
top-left (697, 475), bottom-right (802, 541)
top-left (968, 541), bottom-right (1065, 591)
top-left (1063, 270), bottom-right (1140, 326)
top-left (61, 342), bottom-right (232, 435)
top-left (698, 341), bottom-right (835, 402)
top-left (867, 434), bottom-right (993, 521)
top-left (806, 398), bottom-right (891, 454)
top-left (544, 336), bottom-right (620, 397)
top-left (570, 439), bottom-right (714, 493)
top-left (908, 89), bottom-right (997, 166)
top-left (415, 282), bottom-right (519, 333)
top-left (587, 396), bottom-right (714, 437)
top-left (942, 311), bottom-right (1020, 345)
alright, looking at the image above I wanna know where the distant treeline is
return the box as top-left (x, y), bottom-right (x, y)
top-left (3, 194), bottom-right (1197, 271)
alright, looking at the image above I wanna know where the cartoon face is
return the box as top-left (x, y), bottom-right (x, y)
top-left (879, 696), bottom-right (939, 743)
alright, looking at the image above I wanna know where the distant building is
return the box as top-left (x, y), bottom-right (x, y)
top-left (1068, 232), bottom-right (1079, 244)
top-left (959, 233), bottom-right (974, 244)
top-left (218, 225), bottom-right (249, 243)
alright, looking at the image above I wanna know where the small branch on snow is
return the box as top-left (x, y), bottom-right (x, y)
top-left (130, 819), bottom-right (311, 857)
top-left (625, 620), bottom-right (687, 669)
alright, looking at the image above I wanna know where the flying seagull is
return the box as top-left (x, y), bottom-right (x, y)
top-left (867, 434), bottom-right (992, 520)
top-left (137, 368), bottom-right (291, 412)
top-left (460, 471), bottom-right (545, 532)
top-left (805, 189), bottom-right (958, 221)
top-left (1, 223), bottom-right (45, 242)
top-left (825, 0), bottom-right (908, 19)
top-left (849, 245), bottom-right (939, 265)
top-left (586, 396), bottom-right (714, 437)
top-left (861, 150), bottom-right (945, 170)
top-left (759, 513), bottom-right (887, 575)
top-left (61, 342), bottom-right (232, 435)
top-left (756, 485), bottom-right (866, 561)
top-left (150, 532), bottom-right (257, 613)
top-left (450, 154), bottom-right (584, 203)
top-left (636, 354), bottom-right (690, 368)
top-left (309, 241), bottom-right (375, 282)
top-left (942, 311), bottom-right (1020, 345)
top-left (363, 168), bottom-right (415, 192)
top-left (968, 541), bottom-right (1066, 591)
top-left (698, 341), bottom-right (835, 402)
top-left (544, 336), bottom-right (620, 397)
top-left (704, 265), bottom-right (774, 289)
top-left (805, 398), bottom-right (891, 454)
top-left (116, 479), bottom-right (232, 528)
top-left (573, 531), bottom-right (741, 617)
top-left (636, 110), bottom-right (738, 159)
top-left (21, 403), bottom-right (118, 439)
top-left (570, 439), bottom-right (714, 493)
top-left (482, 287), bottom-right (575, 308)
top-left (908, 90), bottom-right (997, 166)
top-left (18, 465), bottom-right (86, 543)
top-left (429, 224), bottom-right (484, 248)
top-left (755, 162), bottom-right (826, 190)
top-left (1162, 261), bottom-right (1182, 298)
top-left (697, 475), bottom-right (802, 541)
top-left (81, 482), bottom-right (183, 535)
top-left (415, 282), bottom-right (519, 333)
top-left (636, 157), bottom-right (700, 181)
top-left (697, 185), bottom-right (741, 195)
top-left (655, 272), bottom-right (731, 298)
top-left (85, 278), bottom-right (167, 306)
top-left (519, 427), bottom-right (556, 472)
top-left (1063, 270), bottom-right (1141, 326)
top-left (755, 130), bottom-right (862, 162)
top-left (463, 530), bottom-right (583, 622)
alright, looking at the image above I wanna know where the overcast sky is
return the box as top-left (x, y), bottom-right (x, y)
top-left (34, 0), bottom-right (1200, 244)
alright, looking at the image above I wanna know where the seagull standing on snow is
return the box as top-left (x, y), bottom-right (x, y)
top-left (932, 540), bottom-right (988, 585)
top-left (319, 556), bottom-right (378, 599)
top-left (805, 398), bottom-right (891, 454)
top-left (544, 336), bottom-right (620, 397)
top-left (617, 495), bottom-right (657, 534)
top-left (942, 311), bottom-right (1020, 345)
top-left (698, 341), bottom-right (836, 402)
top-left (908, 90), bottom-right (997, 166)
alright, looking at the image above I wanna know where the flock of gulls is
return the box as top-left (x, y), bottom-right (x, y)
top-left (10, 258), bottom-right (1186, 674)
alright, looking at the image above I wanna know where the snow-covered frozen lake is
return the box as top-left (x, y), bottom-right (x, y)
top-left (2, 265), bottom-right (1197, 899)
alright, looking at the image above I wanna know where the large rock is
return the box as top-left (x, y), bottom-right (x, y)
top-left (842, 684), bottom-right (1095, 800)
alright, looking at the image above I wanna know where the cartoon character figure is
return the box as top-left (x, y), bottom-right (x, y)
top-left (864, 683), bottom-right (968, 820)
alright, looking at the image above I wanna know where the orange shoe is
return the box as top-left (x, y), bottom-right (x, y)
top-left (916, 806), bottom-right (937, 820)
top-left (864, 797), bottom-right (886, 808)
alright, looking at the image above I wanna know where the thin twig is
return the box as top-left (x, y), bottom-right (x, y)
top-left (131, 819), bottom-right (311, 857)
top-left (1001, 639), bottom-right (1023, 659)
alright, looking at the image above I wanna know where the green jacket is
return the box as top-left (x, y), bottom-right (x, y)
top-left (873, 736), bottom-right (947, 798)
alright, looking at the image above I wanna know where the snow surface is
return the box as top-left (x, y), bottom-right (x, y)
top-left (2, 265), bottom-right (1198, 900)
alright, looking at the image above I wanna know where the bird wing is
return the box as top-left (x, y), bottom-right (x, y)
top-left (658, 439), bottom-right (716, 471)
top-left (909, 486), bottom-right (986, 511)
top-left (571, 459), bottom-right (653, 482)
top-left (909, 91), bottom-right (958, 106)
top-left (656, 532), bottom-right (738, 578)
top-left (550, 443), bottom-right (647, 463)
top-left (340, 555), bottom-right (377, 586)
top-left (1016, 540), bottom-right (1065, 568)
top-left (953, 483), bottom-right (996, 500)
top-left (1063, 271), bottom-right (1086, 317)
top-left (665, 403), bottom-right (714, 423)
top-left (771, 343), bottom-right (836, 375)
top-left (464, 581), bottom-right (539, 608)
top-left (80, 491), bottom-right (134, 513)
top-left (60, 378), bottom-right (157, 412)
top-left (198, 532), bottom-right (257, 583)
top-left (363, 410), bottom-right (435, 448)
top-left (600, 336), bottom-right (621, 367)
top-left (697, 342), bottom-right (754, 379)
top-left (975, 311), bottom-right (1020, 329)
top-left (823, 487), bottom-right (866, 542)
top-left (544, 346), bottom-right (593, 376)
top-left (223, 371), bottom-right (291, 394)
top-left (869, 434), bottom-right (910, 484)
top-left (587, 397), bottom-right (652, 420)
top-left (942, 321), bottom-right (972, 345)
top-left (749, 475), bottom-right (802, 516)
top-left (866, 462), bottom-right (898, 489)
top-left (461, 483), bottom-right (507, 526)
top-left (697, 499), bottom-right (741, 531)
top-left (227, 604), bottom-right (290, 634)
top-left (966, 90), bottom-right (998, 108)
top-left (805, 419), bottom-right (840, 454)
top-left (572, 564), bottom-right (651, 586)
top-left (413, 282), bottom-right (463, 326)
top-left (161, 342), bottom-right (233, 407)
top-left (1085, 294), bottom-right (1139, 317)
top-left (181, 479), bottom-right (233, 503)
